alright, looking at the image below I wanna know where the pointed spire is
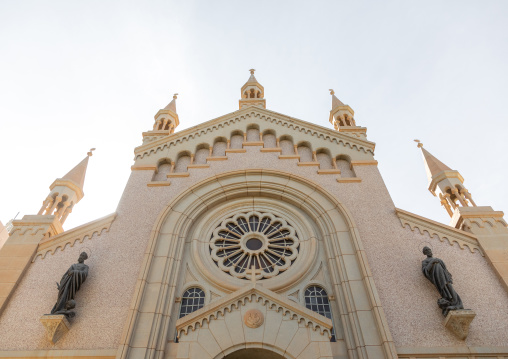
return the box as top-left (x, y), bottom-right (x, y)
top-left (328, 89), bottom-right (356, 130)
top-left (414, 140), bottom-right (452, 182)
top-left (329, 89), bottom-right (344, 109)
top-left (245, 69), bottom-right (259, 85)
top-left (40, 149), bottom-right (95, 224)
top-left (164, 93), bottom-right (178, 113)
top-left (61, 149), bottom-right (94, 191)
top-left (240, 69), bottom-right (266, 109)
top-left (414, 140), bottom-right (475, 217)
top-left (151, 93), bottom-right (180, 135)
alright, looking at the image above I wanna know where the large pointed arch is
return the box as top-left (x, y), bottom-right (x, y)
top-left (116, 169), bottom-right (397, 359)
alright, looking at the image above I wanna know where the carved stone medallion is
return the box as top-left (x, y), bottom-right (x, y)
top-left (244, 309), bottom-right (264, 328)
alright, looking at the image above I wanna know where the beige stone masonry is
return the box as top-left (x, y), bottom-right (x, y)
top-left (224, 149), bottom-right (246, 154)
top-left (0, 215), bottom-right (62, 315)
top-left (337, 178), bottom-right (362, 183)
top-left (175, 284), bottom-right (334, 359)
top-left (187, 164), bottom-right (210, 169)
top-left (34, 213), bottom-right (116, 261)
top-left (0, 349), bottom-right (117, 358)
top-left (130, 165), bottom-right (157, 171)
top-left (279, 155), bottom-right (300, 160)
top-left (397, 345), bottom-right (508, 358)
top-left (176, 284), bottom-right (333, 338)
top-left (133, 107), bottom-right (376, 161)
top-left (444, 310), bottom-right (476, 340)
top-left (297, 162), bottom-right (320, 167)
top-left (317, 169), bottom-right (341, 175)
top-left (40, 315), bottom-right (70, 344)
top-left (117, 169), bottom-right (397, 359)
top-left (167, 173), bottom-right (190, 178)
top-left (450, 206), bottom-right (508, 290)
top-left (147, 181), bottom-right (171, 187)
top-left (396, 208), bottom-right (482, 254)
top-left (243, 141), bottom-right (264, 146)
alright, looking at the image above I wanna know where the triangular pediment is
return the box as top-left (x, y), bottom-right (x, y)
top-left (175, 284), bottom-right (332, 337)
top-left (134, 106), bottom-right (375, 160)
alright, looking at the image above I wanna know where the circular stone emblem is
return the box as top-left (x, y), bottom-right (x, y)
top-left (209, 211), bottom-right (299, 280)
top-left (244, 309), bottom-right (264, 328)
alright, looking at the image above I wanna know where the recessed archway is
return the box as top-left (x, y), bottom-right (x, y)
top-left (223, 348), bottom-right (285, 359)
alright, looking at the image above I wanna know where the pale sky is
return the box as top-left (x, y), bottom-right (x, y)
top-left (1, 1), bottom-right (507, 231)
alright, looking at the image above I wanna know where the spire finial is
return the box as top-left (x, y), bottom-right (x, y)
top-left (87, 148), bottom-right (96, 157)
top-left (173, 93), bottom-right (178, 100)
top-left (249, 69), bottom-right (255, 75)
top-left (414, 139), bottom-right (424, 148)
top-left (329, 89), bottom-right (335, 95)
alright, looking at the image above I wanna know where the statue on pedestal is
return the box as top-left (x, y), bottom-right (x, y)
top-left (50, 252), bottom-right (89, 317)
top-left (421, 246), bottom-right (463, 316)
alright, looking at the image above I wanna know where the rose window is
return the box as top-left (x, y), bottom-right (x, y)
top-left (210, 212), bottom-right (299, 280)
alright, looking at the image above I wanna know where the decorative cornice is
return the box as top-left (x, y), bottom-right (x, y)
top-left (134, 107), bottom-right (376, 160)
top-left (395, 208), bottom-right (482, 255)
top-left (34, 213), bottom-right (117, 261)
top-left (176, 284), bottom-right (332, 338)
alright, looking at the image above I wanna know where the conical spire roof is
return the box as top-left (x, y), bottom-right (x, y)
top-left (244, 69), bottom-right (259, 85)
top-left (164, 93), bottom-right (178, 113)
top-left (416, 142), bottom-right (452, 181)
top-left (61, 149), bottom-right (94, 191)
top-left (329, 89), bottom-right (344, 109)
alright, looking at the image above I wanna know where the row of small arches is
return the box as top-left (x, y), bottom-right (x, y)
top-left (177, 285), bottom-right (336, 342)
top-left (152, 127), bottom-right (356, 181)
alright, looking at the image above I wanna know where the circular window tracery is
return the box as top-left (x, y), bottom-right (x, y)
top-left (210, 211), bottom-right (299, 280)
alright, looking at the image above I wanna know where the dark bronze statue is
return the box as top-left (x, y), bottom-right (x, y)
top-left (422, 246), bottom-right (463, 316)
top-left (50, 252), bottom-right (89, 317)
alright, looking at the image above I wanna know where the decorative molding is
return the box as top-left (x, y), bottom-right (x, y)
top-left (279, 155), bottom-right (300, 160)
top-left (337, 178), bottom-right (362, 183)
top-left (147, 181), bottom-right (170, 187)
top-left (176, 284), bottom-right (332, 338)
top-left (317, 169), bottom-right (341, 175)
top-left (260, 147), bottom-right (282, 153)
top-left (225, 148), bottom-right (247, 154)
top-left (34, 213), bottom-right (117, 261)
top-left (166, 172), bottom-right (190, 178)
top-left (297, 162), bottom-right (320, 167)
top-left (396, 345), bottom-right (508, 359)
top-left (134, 107), bottom-right (376, 160)
top-left (395, 208), bottom-right (482, 255)
top-left (350, 160), bottom-right (378, 166)
top-left (131, 165), bottom-right (157, 171)
top-left (187, 164), bottom-right (210, 169)
top-left (206, 156), bottom-right (228, 161)
top-left (243, 141), bottom-right (264, 146)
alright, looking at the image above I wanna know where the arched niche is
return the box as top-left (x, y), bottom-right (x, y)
top-left (117, 170), bottom-right (396, 359)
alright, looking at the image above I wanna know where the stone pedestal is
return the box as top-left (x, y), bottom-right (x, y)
top-left (444, 310), bottom-right (476, 340)
top-left (40, 314), bottom-right (70, 344)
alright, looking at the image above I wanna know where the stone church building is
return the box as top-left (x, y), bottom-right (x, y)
top-left (0, 71), bottom-right (507, 359)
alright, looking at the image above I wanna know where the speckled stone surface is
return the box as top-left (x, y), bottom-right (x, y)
top-left (0, 149), bottom-right (507, 351)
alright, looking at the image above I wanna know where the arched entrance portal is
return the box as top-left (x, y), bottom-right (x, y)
top-left (224, 348), bottom-right (285, 359)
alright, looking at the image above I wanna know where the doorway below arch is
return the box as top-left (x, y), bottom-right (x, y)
top-left (223, 348), bottom-right (285, 359)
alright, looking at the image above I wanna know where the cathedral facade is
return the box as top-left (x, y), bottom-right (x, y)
top-left (0, 71), bottom-right (507, 359)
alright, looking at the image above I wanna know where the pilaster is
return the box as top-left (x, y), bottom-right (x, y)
top-left (0, 215), bottom-right (62, 315)
top-left (450, 206), bottom-right (508, 290)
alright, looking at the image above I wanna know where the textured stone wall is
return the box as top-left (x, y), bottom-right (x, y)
top-left (0, 147), bottom-right (506, 352)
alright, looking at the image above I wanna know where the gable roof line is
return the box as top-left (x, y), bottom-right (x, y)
top-left (134, 107), bottom-right (376, 159)
top-left (175, 283), bottom-right (333, 337)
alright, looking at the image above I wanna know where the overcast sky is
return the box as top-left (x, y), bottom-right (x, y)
top-left (1, 1), bottom-right (507, 232)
